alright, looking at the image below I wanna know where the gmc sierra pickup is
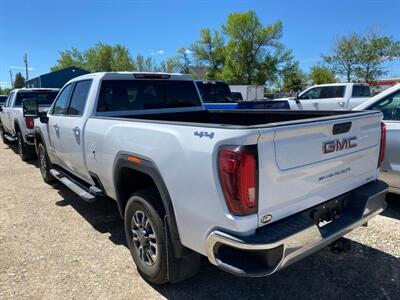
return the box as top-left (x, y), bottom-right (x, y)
top-left (0, 88), bottom-right (59, 160)
top-left (24, 72), bottom-right (388, 284)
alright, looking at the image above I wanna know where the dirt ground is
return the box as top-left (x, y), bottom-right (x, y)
top-left (0, 140), bottom-right (399, 300)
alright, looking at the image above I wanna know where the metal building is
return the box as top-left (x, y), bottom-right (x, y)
top-left (25, 67), bottom-right (89, 88)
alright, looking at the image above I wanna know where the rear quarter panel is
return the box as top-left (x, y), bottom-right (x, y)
top-left (84, 118), bottom-right (262, 255)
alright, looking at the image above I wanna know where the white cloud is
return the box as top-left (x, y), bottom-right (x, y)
top-left (10, 65), bottom-right (35, 71)
top-left (150, 49), bottom-right (165, 56)
top-left (184, 49), bottom-right (192, 54)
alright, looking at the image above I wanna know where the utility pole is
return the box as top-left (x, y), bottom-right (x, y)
top-left (9, 70), bottom-right (13, 88)
top-left (24, 53), bottom-right (29, 80)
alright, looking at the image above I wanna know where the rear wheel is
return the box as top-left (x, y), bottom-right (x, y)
top-left (17, 131), bottom-right (34, 161)
top-left (124, 189), bottom-right (168, 284)
top-left (37, 143), bottom-right (55, 183)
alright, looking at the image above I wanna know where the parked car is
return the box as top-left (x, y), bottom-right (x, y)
top-left (25, 72), bottom-right (387, 284)
top-left (355, 84), bottom-right (400, 193)
top-left (196, 80), bottom-right (290, 110)
top-left (0, 95), bottom-right (7, 108)
top-left (278, 83), bottom-right (371, 110)
top-left (0, 88), bottom-right (59, 160)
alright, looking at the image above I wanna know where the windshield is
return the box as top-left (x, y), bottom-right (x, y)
top-left (97, 80), bottom-right (202, 112)
top-left (14, 91), bottom-right (59, 107)
top-left (196, 82), bottom-right (233, 103)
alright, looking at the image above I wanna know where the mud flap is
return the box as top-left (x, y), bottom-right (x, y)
top-left (164, 216), bottom-right (201, 283)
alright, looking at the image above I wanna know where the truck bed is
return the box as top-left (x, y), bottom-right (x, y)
top-left (94, 109), bottom-right (375, 128)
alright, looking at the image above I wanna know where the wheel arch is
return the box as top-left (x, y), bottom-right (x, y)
top-left (113, 152), bottom-right (189, 257)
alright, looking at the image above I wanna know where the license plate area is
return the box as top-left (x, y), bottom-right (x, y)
top-left (302, 195), bottom-right (350, 228)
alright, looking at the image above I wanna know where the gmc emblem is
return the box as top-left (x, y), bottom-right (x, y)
top-left (323, 136), bottom-right (357, 154)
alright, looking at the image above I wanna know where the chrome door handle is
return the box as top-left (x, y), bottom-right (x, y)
top-left (312, 102), bottom-right (318, 107)
top-left (53, 124), bottom-right (59, 130)
top-left (73, 127), bottom-right (80, 135)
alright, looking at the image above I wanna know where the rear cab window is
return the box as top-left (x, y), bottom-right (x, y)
top-left (195, 81), bottom-right (232, 103)
top-left (14, 90), bottom-right (59, 107)
top-left (97, 80), bottom-right (201, 112)
top-left (352, 85), bottom-right (371, 97)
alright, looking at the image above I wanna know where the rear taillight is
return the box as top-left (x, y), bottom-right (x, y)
top-left (218, 146), bottom-right (257, 216)
top-left (25, 117), bottom-right (34, 129)
top-left (379, 122), bottom-right (386, 167)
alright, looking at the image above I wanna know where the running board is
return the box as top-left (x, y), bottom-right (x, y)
top-left (50, 169), bottom-right (96, 202)
top-left (4, 134), bottom-right (17, 142)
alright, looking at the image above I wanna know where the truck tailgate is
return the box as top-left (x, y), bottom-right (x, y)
top-left (256, 112), bottom-right (382, 227)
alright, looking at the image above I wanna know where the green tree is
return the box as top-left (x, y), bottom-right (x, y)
top-left (134, 54), bottom-right (157, 72)
top-left (355, 31), bottom-right (400, 82)
top-left (176, 47), bottom-right (192, 73)
top-left (51, 42), bottom-right (134, 72)
top-left (159, 57), bottom-right (181, 73)
top-left (281, 63), bottom-right (308, 92)
top-left (309, 65), bottom-right (336, 84)
top-left (221, 11), bottom-right (284, 85)
top-left (14, 72), bottom-right (26, 88)
top-left (323, 33), bottom-right (361, 82)
top-left (190, 28), bottom-right (225, 79)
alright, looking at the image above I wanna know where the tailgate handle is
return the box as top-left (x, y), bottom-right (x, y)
top-left (332, 122), bottom-right (352, 135)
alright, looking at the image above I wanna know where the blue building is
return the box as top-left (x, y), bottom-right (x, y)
top-left (26, 67), bottom-right (89, 88)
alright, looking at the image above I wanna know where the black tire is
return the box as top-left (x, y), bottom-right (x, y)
top-left (37, 143), bottom-right (55, 183)
top-left (17, 131), bottom-right (34, 161)
top-left (0, 125), bottom-right (9, 145)
top-left (124, 189), bottom-right (169, 284)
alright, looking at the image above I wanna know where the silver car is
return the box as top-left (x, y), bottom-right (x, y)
top-left (356, 84), bottom-right (400, 193)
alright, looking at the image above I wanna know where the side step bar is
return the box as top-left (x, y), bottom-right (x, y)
top-left (4, 133), bottom-right (17, 142)
top-left (50, 169), bottom-right (98, 202)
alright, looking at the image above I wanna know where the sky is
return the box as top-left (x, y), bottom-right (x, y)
top-left (1, 0), bottom-right (400, 88)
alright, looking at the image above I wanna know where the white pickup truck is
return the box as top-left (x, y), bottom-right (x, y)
top-left (279, 83), bottom-right (371, 110)
top-left (23, 72), bottom-right (387, 284)
top-left (355, 84), bottom-right (400, 193)
top-left (0, 88), bottom-right (59, 160)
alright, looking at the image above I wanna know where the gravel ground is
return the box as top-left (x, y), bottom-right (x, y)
top-left (0, 140), bottom-right (399, 300)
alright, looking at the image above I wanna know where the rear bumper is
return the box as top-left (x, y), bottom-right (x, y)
top-left (25, 133), bottom-right (35, 145)
top-left (205, 180), bottom-right (388, 277)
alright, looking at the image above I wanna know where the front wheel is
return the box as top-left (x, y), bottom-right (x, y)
top-left (0, 125), bottom-right (9, 144)
top-left (37, 143), bottom-right (55, 183)
top-left (124, 189), bottom-right (168, 284)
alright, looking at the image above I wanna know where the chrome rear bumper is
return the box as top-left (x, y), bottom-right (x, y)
top-left (205, 180), bottom-right (388, 277)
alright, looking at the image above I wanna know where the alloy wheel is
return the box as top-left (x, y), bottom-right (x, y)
top-left (131, 210), bottom-right (158, 266)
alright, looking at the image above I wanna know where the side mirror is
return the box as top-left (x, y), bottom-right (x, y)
top-left (295, 93), bottom-right (301, 104)
top-left (22, 98), bottom-right (39, 118)
top-left (39, 111), bottom-right (49, 124)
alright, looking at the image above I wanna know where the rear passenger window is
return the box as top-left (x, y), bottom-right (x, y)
top-left (352, 85), bottom-right (371, 97)
top-left (52, 84), bottom-right (73, 115)
top-left (68, 80), bottom-right (92, 116)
